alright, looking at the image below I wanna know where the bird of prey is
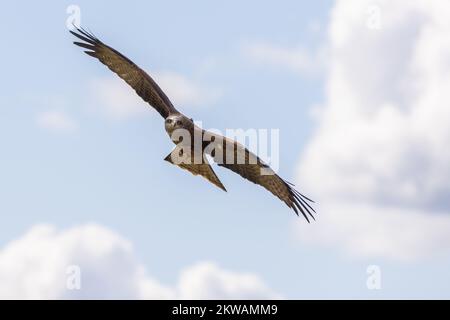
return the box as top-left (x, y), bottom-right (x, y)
top-left (70, 27), bottom-right (315, 222)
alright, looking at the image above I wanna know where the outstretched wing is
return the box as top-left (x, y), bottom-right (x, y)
top-left (203, 131), bottom-right (315, 222)
top-left (70, 27), bottom-right (178, 119)
top-left (164, 151), bottom-right (227, 192)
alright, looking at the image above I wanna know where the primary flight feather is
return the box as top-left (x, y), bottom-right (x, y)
top-left (70, 27), bottom-right (315, 222)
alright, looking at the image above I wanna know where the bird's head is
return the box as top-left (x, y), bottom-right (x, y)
top-left (164, 114), bottom-right (193, 135)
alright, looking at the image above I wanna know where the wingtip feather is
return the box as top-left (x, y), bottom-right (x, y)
top-left (285, 182), bottom-right (315, 222)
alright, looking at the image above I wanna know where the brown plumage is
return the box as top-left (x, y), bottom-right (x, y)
top-left (164, 150), bottom-right (227, 192)
top-left (70, 27), bottom-right (178, 118)
top-left (203, 131), bottom-right (315, 222)
top-left (70, 26), bottom-right (315, 221)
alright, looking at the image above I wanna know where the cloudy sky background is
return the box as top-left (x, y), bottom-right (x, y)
top-left (1, 0), bottom-right (450, 299)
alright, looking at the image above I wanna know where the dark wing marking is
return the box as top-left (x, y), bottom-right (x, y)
top-left (203, 131), bottom-right (315, 221)
top-left (70, 26), bottom-right (178, 118)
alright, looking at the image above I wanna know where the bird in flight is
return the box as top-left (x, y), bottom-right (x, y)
top-left (70, 27), bottom-right (315, 222)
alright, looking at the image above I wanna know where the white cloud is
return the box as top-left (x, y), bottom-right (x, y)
top-left (294, 203), bottom-right (450, 261)
top-left (296, 0), bottom-right (450, 260)
top-left (177, 262), bottom-right (281, 300)
top-left (36, 111), bottom-right (77, 132)
top-left (90, 72), bottom-right (221, 119)
top-left (155, 71), bottom-right (222, 108)
top-left (0, 224), bottom-right (279, 299)
top-left (90, 77), bottom-right (147, 119)
top-left (242, 42), bottom-right (325, 76)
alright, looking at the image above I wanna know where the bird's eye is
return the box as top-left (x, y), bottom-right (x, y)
top-left (166, 119), bottom-right (172, 124)
top-left (176, 120), bottom-right (182, 126)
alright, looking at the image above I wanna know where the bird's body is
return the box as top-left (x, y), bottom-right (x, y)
top-left (70, 27), bottom-right (316, 221)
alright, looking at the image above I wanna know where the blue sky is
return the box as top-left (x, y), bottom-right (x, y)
top-left (1, 0), bottom-right (450, 299)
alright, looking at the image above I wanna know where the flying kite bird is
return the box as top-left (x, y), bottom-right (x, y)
top-left (70, 27), bottom-right (315, 222)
